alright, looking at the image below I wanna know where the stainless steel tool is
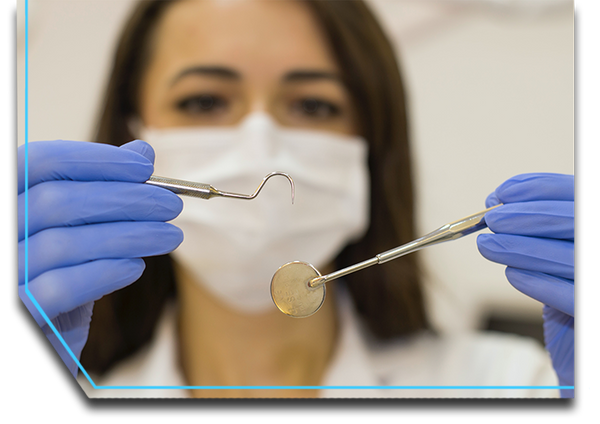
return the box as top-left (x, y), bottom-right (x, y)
top-left (270, 204), bottom-right (501, 318)
top-left (145, 171), bottom-right (295, 203)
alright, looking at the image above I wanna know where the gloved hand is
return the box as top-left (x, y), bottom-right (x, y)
top-left (18, 140), bottom-right (184, 378)
top-left (476, 173), bottom-right (574, 398)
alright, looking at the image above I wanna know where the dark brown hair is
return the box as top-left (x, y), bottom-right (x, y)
top-left (81, 0), bottom-right (428, 375)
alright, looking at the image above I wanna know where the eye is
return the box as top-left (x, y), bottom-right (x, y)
top-left (175, 94), bottom-right (228, 115)
top-left (290, 98), bottom-right (341, 119)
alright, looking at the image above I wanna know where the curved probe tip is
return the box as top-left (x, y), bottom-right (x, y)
top-left (219, 171), bottom-right (295, 202)
top-left (259, 171), bottom-right (295, 204)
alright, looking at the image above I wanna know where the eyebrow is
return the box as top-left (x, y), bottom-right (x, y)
top-left (170, 66), bottom-right (342, 86)
top-left (170, 66), bottom-right (241, 86)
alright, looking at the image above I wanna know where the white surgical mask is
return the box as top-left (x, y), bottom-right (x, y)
top-left (139, 112), bottom-right (370, 314)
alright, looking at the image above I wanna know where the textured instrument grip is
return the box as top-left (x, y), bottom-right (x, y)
top-left (146, 176), bottom-right (215, 199)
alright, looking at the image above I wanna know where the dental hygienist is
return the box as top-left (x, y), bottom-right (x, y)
top-left (18, 0), bottom-right (573, 398)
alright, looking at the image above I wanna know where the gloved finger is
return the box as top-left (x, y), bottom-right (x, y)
top-left (485, 192), bottom-right (501, 208)
top-left (19, 221), bottom-right (183, 284)
top-left (505, 267), bottom-right (574, 316)
top-left (493, 173), bottom-right (574, 204)
top-left (120, 139), bottom-right (155, 164)
top-left (19, 258), bottom-right (145, 326)
top-left (477, 233), bottom-right (573, 280)
top-left (18, 180), bottom-right (183, 241)
top-left (18, 140), bottom-right (154, 194)
top-left (484, 200), bottom-right (574, 240)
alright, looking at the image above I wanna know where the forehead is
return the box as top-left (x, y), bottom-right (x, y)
top-left (150, 0), bottom-right (339, 79)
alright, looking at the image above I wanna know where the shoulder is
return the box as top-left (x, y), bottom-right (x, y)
top-left (328, 284), bottom-right (559, 397)
top-left (366, 331), bottom-right (559, 397)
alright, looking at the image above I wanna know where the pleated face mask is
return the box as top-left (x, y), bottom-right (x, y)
top-left (139, 112), bottom-right (370, 314)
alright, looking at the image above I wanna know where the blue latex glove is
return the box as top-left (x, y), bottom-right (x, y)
top-left (18, 140), bottom-right (184, 378)
top-left (477, 173), bottom-right (574, 398)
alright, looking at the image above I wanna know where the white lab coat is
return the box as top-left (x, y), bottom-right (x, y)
top-left (78, 288), bottom-right (559, 398)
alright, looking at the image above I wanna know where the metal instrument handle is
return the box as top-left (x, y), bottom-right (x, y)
top-left (309, 204), bottom-right (501, 288)
top-left (145, 176), bottom-right (219, 199)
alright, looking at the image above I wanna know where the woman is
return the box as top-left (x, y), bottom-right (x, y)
top-left (18, 0), bottom-right (574, 398)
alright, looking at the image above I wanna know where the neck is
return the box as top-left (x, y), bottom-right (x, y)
top-left (174, 261), bottom-right (339, 399)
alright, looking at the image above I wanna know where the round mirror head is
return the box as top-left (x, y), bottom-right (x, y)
top-left (270, 261), bottom-right (326, 318)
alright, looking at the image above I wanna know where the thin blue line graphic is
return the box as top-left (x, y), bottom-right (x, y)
top-left (24, 0), bottom-right (28, 298)
top-left (22, 0), bottom-right (100, 390)
top-left (21, 0), bottom-right (94, 386)
top-left (95, 386), bottom-right (573, 390)
top-left (21, 0), bottom-right (571, 394)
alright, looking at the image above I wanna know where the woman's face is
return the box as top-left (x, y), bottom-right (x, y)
top-left (139, 0), bottom-right (358, 136)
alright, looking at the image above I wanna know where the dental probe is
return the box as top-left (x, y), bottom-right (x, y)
top-left (145, 171), bottom-right (295, 203)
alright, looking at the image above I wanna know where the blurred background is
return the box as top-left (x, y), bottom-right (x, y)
top-left (17, 0), bottom-right (573, 342)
